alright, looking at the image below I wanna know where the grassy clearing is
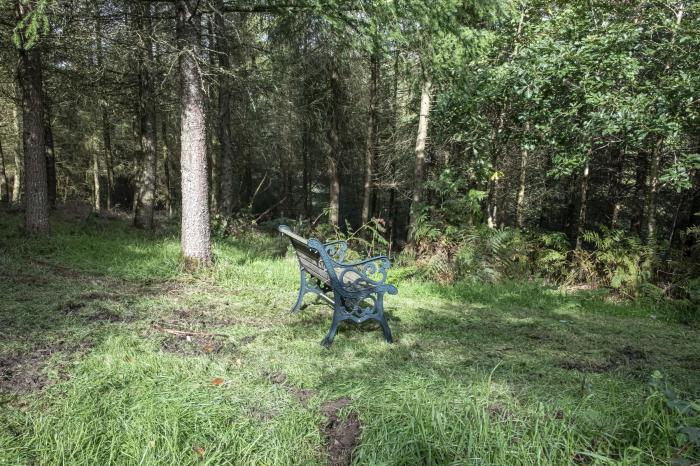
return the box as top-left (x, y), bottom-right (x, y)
top-left (0, 211), bottom-right (698, 465)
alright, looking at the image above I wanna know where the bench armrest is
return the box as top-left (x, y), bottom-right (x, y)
top-left (334, 255), bottom-right (393, 290)
top-left (323, 240), bottom-right (348, 262)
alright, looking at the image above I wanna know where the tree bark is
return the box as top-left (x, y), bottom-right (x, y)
top-left (215, 2), bottom-right (234, 216)
top-left (16, 1), bottom-right (49, 234)
top-left (609, 146), bottom-right (624, 229)
top-left (575, 157), bottom-right (590, 250)
top-left (11, 99), bottom-right (22, 204)
top-left (44, 117), bottom-right (56, 209)
top-left (515, 121), bottom-right (530, 228)
top-left (177, 0), bottom-right (212, 267)
top-left (134, 3), bottom-right (158, 229)
top-left (632, 151), bottom-right (648, 235)
top-left (92, 149), bottom-right (101, 211)
top-left (96, 3), bottom-right (114, 210)
top-left (408, 77), bottom-right (432, 237)
top-left (361, 52), bottom-right (379, 225)
top-left (327, 58), bottom-right (342, 226)
top-left (0, 137), bottom-right (9, 202)
top-left (161, 115), bottom-right (173, 218)
top-left (487, 111), bottom-right (505, 229)
top-left (644, 137), bottom-right (663, 243)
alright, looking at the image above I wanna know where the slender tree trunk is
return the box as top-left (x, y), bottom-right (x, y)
top-left (44, 112), bottom-right (56, 209)
top-left (388, 51), bottom-right (400, 244)
top-left (177, 0), bottom-right (212, 267)
top-left (575, 157), bottom-right (590, 250)
top-left (302, 125), bottom-right (311, 218)
top-left (487, 111), bottom-right (505, 229)
top-left (134, 3), bottom-right (158, 229)
top-left (408, 77), bottom-right (432, 238)
top-left (644, 137), bottom-right (663, 243)
top-left (16, 1), bottom-right (49, 234)
top-left (96, 4), bottom-right (113, 210)
top-left (11, 100), bottom-right (22, 204)
top-left (644, 5), bottom-right (684, 244)
top-left (632, 151), bottom-right (648, 235)
top-left (215, 2), bottom-right (234, 216)
top-left (92, 150), bottom-right (101, 211)
top-left (361, 52), bottom-right (379, 225)
top-left (515, 121), bottom-right (530, 228)
top-left (161, 116), bottom-right (173, 218)
top-left (0, 137), bottom-right (9, 202)
top-left (609, 146), bottom-right (624, 228)
top-left (327, 59), bottom-right (341, 226)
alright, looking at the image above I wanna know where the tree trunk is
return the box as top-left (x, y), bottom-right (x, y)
top-left (92, 149), bottom-right (101, 211)
top-left (644, 5), bottom-right (684, 244)
top-left (161, 116), bottom-right (173, 218)
top-left (134, 3), bottom-right (158, 229)
top-left (631, 151), bottom-right (648, 235)
top-left (609, 146), bottom-right (624, 229)
top-left (16, 1), bottom-right (49, 234)
top-left (177, 0), bottom-right (212, 267)
top-left (515, 121), bottom-right (530, 228)
top-left (408, 77), bottom-right (432, 238)
top-left (96, 4), bottom-right (113, 210)
top-left (327, 59), bottom-right (342, 226)
top-left (644, 137), bottom-right (663, 243)
top-left (487, 111), bottom-right (505, 229)
top-left (575, 157), bottom-right (590, 250)
top-left (361, 52), bottom-right (379, 225)
top-left (11, 100), bottom-right (22, 204)
top-left (44, 113), bottom-right (56, 209)
top-left (0, 137), bottom-right (9, 202)
top-left (215, 2), bottom-right (234, 216)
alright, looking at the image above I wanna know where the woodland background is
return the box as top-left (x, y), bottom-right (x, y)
top-left (1, 0), bottom-right (699, 309)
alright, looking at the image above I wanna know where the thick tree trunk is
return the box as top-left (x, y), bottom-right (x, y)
top-left (177, 0), bottom-right (212, 267)
top-left (515, 121), bottom-right (530, 228)
top-left (327, 59), bottom-right (342, 226)
top-left (215, 2), bottom-right (234, 216)
top-left (16, 2), bottom-right (49, 234)
top-left (11, 101), bottom-right (22, 204)
top-left (0, 137), bottom-right (9, 202)
top-left (134, 4), bottom-right (158, 229)
top-left (408, 77), bottom-right (432, 238)
top-left (361, 52), bottom-right (379, 225)
top-left (575, 157), bottom-right (590, 250)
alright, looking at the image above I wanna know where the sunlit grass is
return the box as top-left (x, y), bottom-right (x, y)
top-left (0, 212), bottom-right (697, 465)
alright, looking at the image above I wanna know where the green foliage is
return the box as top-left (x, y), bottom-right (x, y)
top-left (12, 0), bottom-right (51, 50)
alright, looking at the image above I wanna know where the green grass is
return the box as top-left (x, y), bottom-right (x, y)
top-left (0, 211), bottom-right (698, 465)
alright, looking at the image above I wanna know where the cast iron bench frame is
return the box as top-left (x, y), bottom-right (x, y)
top-left (278, 225), bottom-right (396, 347)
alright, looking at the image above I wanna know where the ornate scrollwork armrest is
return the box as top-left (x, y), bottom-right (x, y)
top-left (323, 240), bottom-right (348, 262)
top-left (335, 255), bottom-right (393, 291)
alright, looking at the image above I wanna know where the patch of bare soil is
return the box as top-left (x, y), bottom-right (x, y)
top-left (557, 345), bottom-right (649, 374)
top-left (161, 334), bottom-right (227, 356)
top-left (0, 340), bottom-right (93, 394)
top-left (322, 397), bottom-right (361, 466)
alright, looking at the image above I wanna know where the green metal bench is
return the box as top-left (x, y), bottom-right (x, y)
top-left (278, 225), bottom-right (396, 347)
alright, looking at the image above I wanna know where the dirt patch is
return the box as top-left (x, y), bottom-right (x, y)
top-left (322, 397), bottom-right (361, 466)
top-left (557, 345), bottom-right (649, 374)
top-left (161, 335), bottom-right (227, 356)
top-left (0, 340), bottom-right (93, 394)
top-left (0, 350), bottom-right (51, 393)
top-left (266, 371), bottom-right (317, 405)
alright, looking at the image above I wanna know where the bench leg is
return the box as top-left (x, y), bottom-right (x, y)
top-left (321, 309), bottom-right (342, 348)
top-left (375, 293), bottom-right (393, 343)
top-left (290, 268), bottom-right (307, 313)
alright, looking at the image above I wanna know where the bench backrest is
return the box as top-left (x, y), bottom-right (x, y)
top-left (279, 225), bottom-right (330, 283)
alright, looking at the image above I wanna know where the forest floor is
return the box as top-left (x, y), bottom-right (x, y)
top-left (1, 208), bottom-right (699, 466)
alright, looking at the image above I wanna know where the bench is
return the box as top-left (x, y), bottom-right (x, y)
top-left (278, 225), bottom-right (396, 347)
